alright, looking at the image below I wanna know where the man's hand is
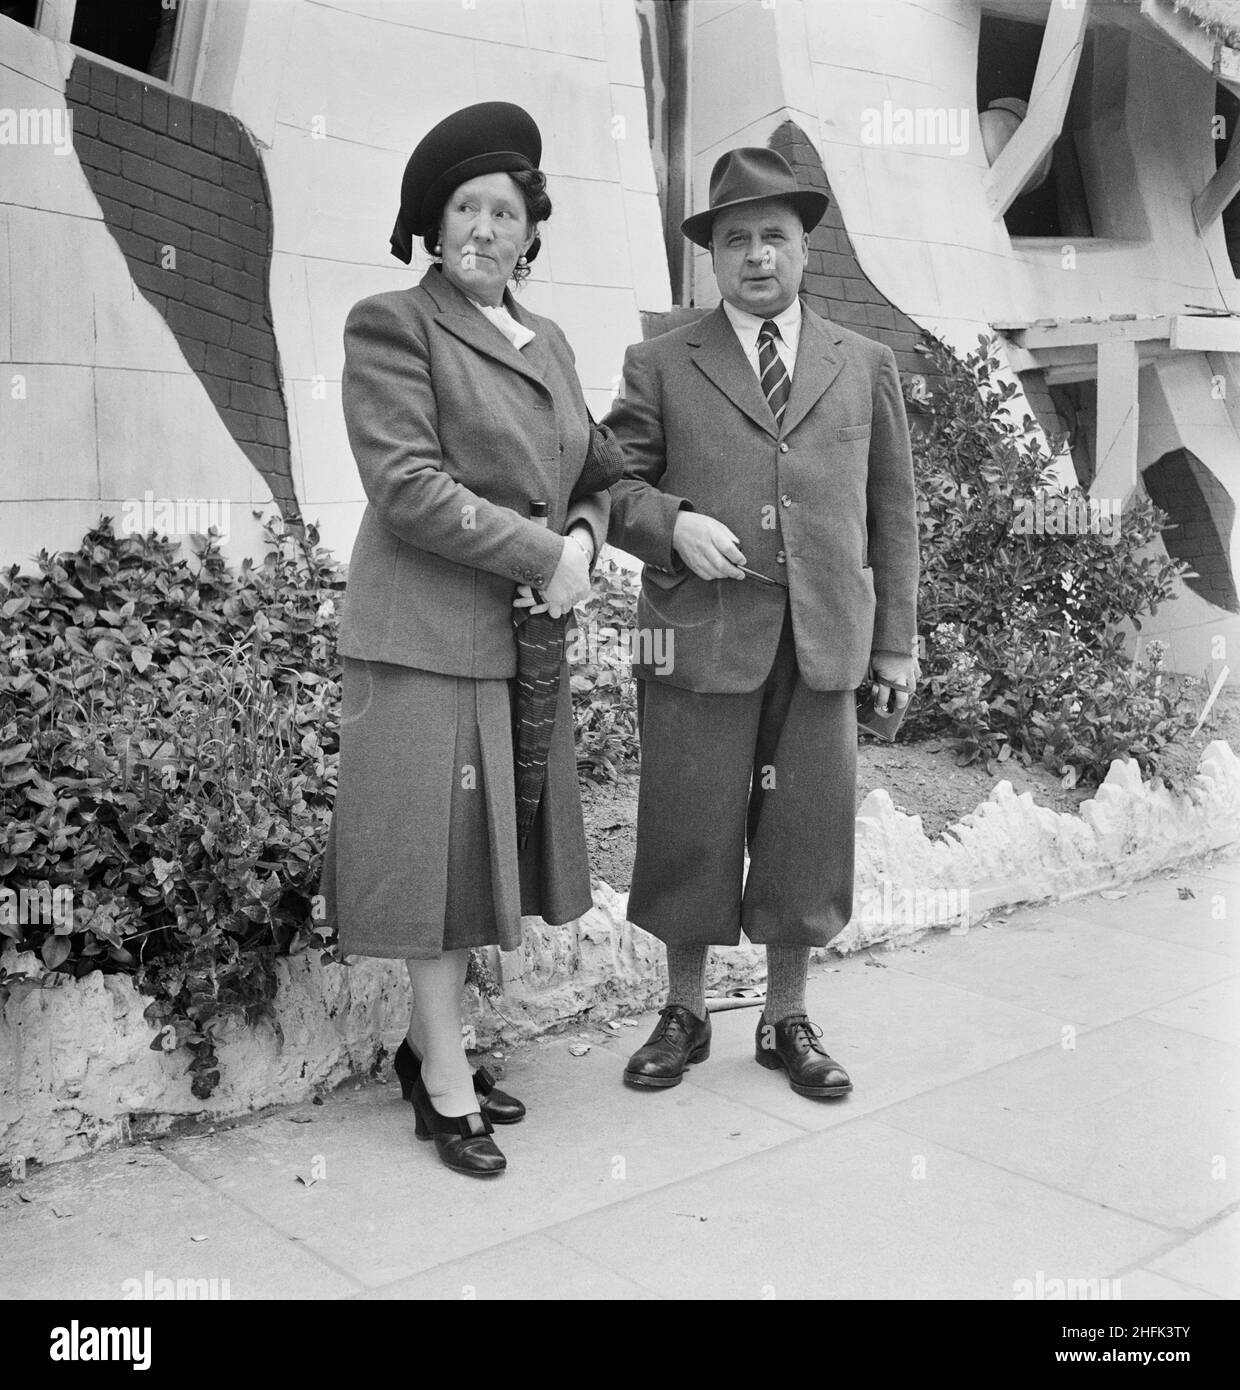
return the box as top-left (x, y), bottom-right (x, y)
top-left (538, 537), bottom-right (591, 618)
top-left (672, 512), bottom-right (747, 581)
top-left (870, 651), bottom-right (917, 714)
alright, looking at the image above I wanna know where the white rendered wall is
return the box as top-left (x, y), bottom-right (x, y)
top-left (0, 19), bottom-right (277, 576)
top-left (0, 0), bottom-right (670, 572)
top-left (209, 0), bottom-right (670, 566)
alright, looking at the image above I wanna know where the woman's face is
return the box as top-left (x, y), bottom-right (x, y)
top-left (438, 172), bottom-right (535, 306)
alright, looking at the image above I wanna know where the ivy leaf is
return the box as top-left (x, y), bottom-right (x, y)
top-left (41, 935), bottom-right (70, 970)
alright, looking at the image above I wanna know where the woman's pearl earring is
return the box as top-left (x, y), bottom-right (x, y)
top-left (517, 254), bottom-right (528, 267)
top-left (434, 243), bottom-right (442, 256)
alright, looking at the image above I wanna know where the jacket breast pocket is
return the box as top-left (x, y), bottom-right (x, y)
top-left (838, 423), bottom-right (871, 441)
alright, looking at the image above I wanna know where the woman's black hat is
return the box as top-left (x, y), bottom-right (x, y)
top-left (390, 101), bottom-right (543, 264)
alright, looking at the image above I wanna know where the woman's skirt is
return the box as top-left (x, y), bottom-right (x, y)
top-left (321, 656), bottom-right (592, 959)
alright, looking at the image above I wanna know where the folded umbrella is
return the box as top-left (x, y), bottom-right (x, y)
top-left (513, 417), bottom-right (626, 850)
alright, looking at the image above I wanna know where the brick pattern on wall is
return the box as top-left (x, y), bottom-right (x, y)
top-left (770, 120), bottom-right (940, 394)
top-left (1143, 447), bottom-right (1239, 613)
top-left (65, 56), bottom-right (299, 522)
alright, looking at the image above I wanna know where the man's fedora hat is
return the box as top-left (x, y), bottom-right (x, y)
top-left (391, 101), bottom-right (543, 264)
top-left (681, 147), bottom-right (829, 248)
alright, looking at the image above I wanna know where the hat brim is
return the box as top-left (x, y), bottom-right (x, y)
top-left (681, 189), bottom-right (829, 248)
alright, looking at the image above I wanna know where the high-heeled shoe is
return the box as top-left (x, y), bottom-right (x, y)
top-left (409, 1075), bottom-right (507, 1177)
top-left (393, 1039), bottom-right (526, 1124)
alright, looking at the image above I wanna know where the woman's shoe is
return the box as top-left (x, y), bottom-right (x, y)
top-left (409, 1076), bottom-right (507, 1177)
top-left (394, 1039), bottom-right (525, 1124)
top-left (468, 1063), bottom-right (526, 1125)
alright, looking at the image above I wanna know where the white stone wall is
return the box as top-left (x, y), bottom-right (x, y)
top-left (0, 0), bottom-right (670, 571)
top-left (212, 0), bottom-right (669, 564)
top-left (0, 19), bottom-right (278, 575)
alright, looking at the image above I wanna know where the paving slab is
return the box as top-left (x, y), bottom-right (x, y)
top-left (1053, 873), bottom-right (1240, 961)
top-left (1110, 1268), bottom-right (1220, 1299)
top-left (1145, 1211), bottom-right (1240, 1299)
top-left (1194, 857), bottom-right (1240, 888)
top-left (351, 1231), bottom-right (656, 1300)
top-left (878, 907), bottom-right (1238, 1028)
top-left (677, 958), bottom-right (1069, 1132)
top-left (548, 1117), bottom-right (1169, 1300)
top-left (1141, 977), bottom-right (1240, 1047)
top-left (162, 1044), bottom-right (803, 1289)
top-left (873, 1016), bottom-right (1240, 1230)
top-left (0, 1148), bottom-right (355, 1300)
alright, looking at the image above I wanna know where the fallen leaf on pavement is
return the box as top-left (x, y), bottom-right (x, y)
top-left (1177, 886), bottom-right (1195, 900)
top-left (286, 1115), bottom-right (314, 1124)
top-left (49, 1206), bottom-right (73, 1218)
top-left (295, 1175), bottom-right (317, 1189)
top-left (568, 1043), bottom-right (591, 1057)
top-left (189, 1234), bottom-right (208, 1242)
top-left (1099, 890), bottom-right (1128, 900)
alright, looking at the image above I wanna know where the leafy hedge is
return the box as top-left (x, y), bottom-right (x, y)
top-left (0, 518), bottom-right (342, 1094)
top-left (904, 335), bottom-right (1194, 786)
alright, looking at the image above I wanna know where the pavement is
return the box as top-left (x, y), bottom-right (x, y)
top-left (2, 856), bottom-right (1238, 1301)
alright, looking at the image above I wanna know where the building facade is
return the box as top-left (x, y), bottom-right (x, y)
top-left (2, 0), bottom-right (1238, 680)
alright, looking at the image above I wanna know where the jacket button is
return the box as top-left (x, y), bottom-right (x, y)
top-left (776, 550), bottom-right (786, 564)
top-left (778, 442), bottom-right (789, 453)
top-left (780, 494), bottom-right (792, 508)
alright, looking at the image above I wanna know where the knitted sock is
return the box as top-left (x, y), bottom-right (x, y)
top-left (665, 944), bottom-right (709, 1022)
top-left (763, 945), bottom-right (811, 1023)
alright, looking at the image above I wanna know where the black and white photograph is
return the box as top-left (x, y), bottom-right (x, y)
top-left (0, 0), bottom-right (1238, 1337)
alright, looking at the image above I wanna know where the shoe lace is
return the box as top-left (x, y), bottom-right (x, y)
top-left (655, 1005), bottom-right (691, 1041)
top-left (784, 1015), bottom-right (826, 1053)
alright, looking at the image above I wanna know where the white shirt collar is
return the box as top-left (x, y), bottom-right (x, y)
top-left (722, 295), bottom-right (802, 352)
top-left (467, 295), bottom-right (536, 351)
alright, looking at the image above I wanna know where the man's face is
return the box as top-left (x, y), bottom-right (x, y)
top-left (710, 199), bottom-right (808, 316)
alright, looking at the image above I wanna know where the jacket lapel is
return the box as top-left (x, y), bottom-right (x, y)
top-left (687, 307), bottom-right (779, 439)
top-left (781, 304), bottom-right (845, 437)
top-left (421, 268), bottom-right (550, 396)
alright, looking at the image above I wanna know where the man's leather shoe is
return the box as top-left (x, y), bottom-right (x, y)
top-left (624, 1005), bottom-right (711, 1088)
top-left (755, 1013), bottom-right (852, 1098)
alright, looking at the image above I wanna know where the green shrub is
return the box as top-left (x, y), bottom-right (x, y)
top-left (0, 516), bottom-right (636, 1096)
top-left (0, 516), bottom-right (343, 1096)
top-left (904, 334), bottom-right (1196, 785)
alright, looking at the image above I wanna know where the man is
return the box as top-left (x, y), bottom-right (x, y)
top-left (604, 147), bottom-right (919, 1099)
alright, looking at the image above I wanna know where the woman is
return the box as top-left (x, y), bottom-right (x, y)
top-left (321, 102), bottom-right (609, 1177)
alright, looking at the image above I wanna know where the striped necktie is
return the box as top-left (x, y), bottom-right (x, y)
top-left (758, 319), bottom-right (791, 428)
